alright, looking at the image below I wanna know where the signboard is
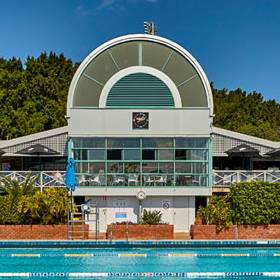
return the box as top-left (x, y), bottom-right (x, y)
top-left (115, 212), bottom-right (127, 219)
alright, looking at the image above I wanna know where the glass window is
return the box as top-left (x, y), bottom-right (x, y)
top-left (107, 162), bottom-right (123, 173)
top-left (73, 138), bottom-right (105, 148)
top-left (76, 162), bottom-right (89, 173)
top-left (142, 150), bottom-right (156, 160)
top-left (88, 149), bottom-right (105, 160)
top-left (124, 163), bottom-right (140, 173)
top-left (142, 138), bottom-right (173, 148)
top-left (123, 149), bottom-right (140, 160)
top-left (192, 163), bottom-right (208, 173)
top-left (158, 149), bottom-right (173, 160)
top-left (159, 162), bottom-right (174, 173)
top-left (186, 150), bottom-right (208, 161)
top-left (88, 163), bottom-right (105, 174)
top-left (73, 149), bottom-right (81, 161)
top-left (107, 138), bottom-right (140, 148)
top-left (80, 150), bottom-right (88, 161)
top-left (175, 163), bottom-right (191, 173)
top-left (107, 149), bottom-right (122, 160)
top-left (142, 162), bottom-right (158, 173)
top-left (176, 138), bottom-right (207, 148)
top-left (175, 150), bottom-right (186, 160)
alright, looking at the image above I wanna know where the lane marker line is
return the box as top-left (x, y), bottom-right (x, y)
top-left (11, 254), bottom-right (40, 257)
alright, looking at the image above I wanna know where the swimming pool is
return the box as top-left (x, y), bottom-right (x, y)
top-left (0, 241), bottom-right (279, 279)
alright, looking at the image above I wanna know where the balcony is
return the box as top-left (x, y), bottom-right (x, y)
top-left (213, 170), bottom-right (280, 192)
top-left (0, 170), bottom-right (279, 191)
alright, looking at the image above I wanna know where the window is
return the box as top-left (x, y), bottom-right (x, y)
top-left (107, 149), bottom-right (122, 160)
top-left (142, 150), bottom-right (156, 160)
top-left (175, 150), bottom-right (186, 160)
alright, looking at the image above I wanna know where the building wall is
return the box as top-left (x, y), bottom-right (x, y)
top-left (85, 196), bottom-right (195, 233)
top-left (69, 109), bottom-right (211, 137)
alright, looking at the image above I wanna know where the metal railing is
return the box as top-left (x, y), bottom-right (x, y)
top-left (1, 170), bottom-right (280, 190)
top-left (213, 170), bottom-right (280, 187)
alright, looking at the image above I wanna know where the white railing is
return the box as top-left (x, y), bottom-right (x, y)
top-left (0, 170), bottom-right (279, 190)
top-left (0, 171), bottom-right (66, 191)
top-left (213, 170), bottom-right (280, 187)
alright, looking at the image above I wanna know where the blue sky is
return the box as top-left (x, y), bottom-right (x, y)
top-left (0, 0), bottom-right (280, 101)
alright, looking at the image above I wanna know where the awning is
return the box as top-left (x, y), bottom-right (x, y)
top-left (16, 144), bottom-right (59, 156)
top-left (225, 144), bottom-right (260, 157)
top-left (265, 148), bottom-right (280, 158)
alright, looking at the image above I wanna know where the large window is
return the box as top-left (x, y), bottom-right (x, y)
top-left (72, 137), bottom-right (210, 187)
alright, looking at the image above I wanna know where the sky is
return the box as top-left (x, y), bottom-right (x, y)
top-left (0, 0), bottom-right (280, 101)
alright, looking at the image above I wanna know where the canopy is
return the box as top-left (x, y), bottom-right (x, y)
top-left (66, 158), bottom-right (76, 192)
top-left (265, 148), bottom-right (280, 158)
top-left (16, 144), bottom-right (59, 155)
top-left (225, 144), bottom-right (260, 157)
top-left (0, 149), bottom-right (5, 156)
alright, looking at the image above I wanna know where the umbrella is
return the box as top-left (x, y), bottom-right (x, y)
top-left (16, 144), bottom-right (59, 156)
top-left (225, 144), bottom-right (260, 170)
top-left (65, 158), bottom-right (76, 192)
top-left (225, 144), bottom-right (260, 157)
top-left (16, 144), bottom-right (59, 171)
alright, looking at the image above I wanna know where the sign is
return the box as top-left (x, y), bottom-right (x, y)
top-left (115, 212), bottom-right (127, 219)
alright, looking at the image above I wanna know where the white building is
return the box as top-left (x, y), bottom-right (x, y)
top-left (0, 33), bottom-right (280, 236)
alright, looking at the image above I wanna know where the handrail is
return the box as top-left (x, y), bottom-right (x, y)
top-left (213, 170), bottom-right (280, 187)
top-left (0, 170), bottom-right (279, 189)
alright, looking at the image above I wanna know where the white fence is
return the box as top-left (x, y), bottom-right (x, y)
top-left (213, 170), bottom-right (280, 187)
top-left (0, 171), bottom-right (66, 191)
top-left (0, 170), bottom-right (280, 190)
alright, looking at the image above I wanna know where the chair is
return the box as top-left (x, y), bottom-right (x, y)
top-left (128, 174), bottom-right (138, 186)
top-left (91, 175), bottom-right (101, 186)
top-left (113, 175), bottom-right (125, 186)
top-left (154, 175), bottom-right (167, 186)
top-left (144, 175), bottom-right (154, 186)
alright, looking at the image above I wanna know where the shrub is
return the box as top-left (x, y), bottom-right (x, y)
top-left (231, 182), bottom-right (280, 225)
top-left (197, 182), bottom-right (280, 228)
top-left (0, 174), bottom-right (70, 225)
top-left (197, 195), bottom-right (233, 230)
top-left (141, 209), bottom-right (163, 225)
top-left (19, 188), bottom-right (70, 225)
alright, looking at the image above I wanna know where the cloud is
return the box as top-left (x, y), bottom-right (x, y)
top-left (76, 0), bottom-right (159, 17)
top-left (96, 0), bottom-right (118, 11)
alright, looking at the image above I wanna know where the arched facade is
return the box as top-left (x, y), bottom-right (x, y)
top-left (67, 34), bottom-right (213, 114)
top-left (67, 34), bottom-right (214, 233)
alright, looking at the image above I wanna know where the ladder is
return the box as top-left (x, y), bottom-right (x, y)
top-left (67, 203), bottom-right (99, 240)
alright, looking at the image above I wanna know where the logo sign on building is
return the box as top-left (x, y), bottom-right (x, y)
top-left (132, 112), bottom-right (149, 129)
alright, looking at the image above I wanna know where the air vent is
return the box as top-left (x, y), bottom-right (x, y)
top-left (106, 73), bottom-right (175, 108)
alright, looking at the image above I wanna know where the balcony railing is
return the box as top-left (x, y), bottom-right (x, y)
top-left (0, 170), bottom-right (279, 190)
top-left (213, 170), bottom-right (280, 187)
top-left (0, 171), bottom-right (66, 191)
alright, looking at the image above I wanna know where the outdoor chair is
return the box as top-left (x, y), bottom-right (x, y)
top-left (128, 174), bottom-right (138, 186)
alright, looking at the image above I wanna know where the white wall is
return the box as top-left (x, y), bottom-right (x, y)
top-left (69, 108), bottom-right (211, 137)
top-left (86, 196), bottom-right (196, 233)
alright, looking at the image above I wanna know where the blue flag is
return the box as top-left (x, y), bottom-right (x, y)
top-left (65, 158), bottom-right (76, 191)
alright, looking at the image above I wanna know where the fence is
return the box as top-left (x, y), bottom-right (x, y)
top-left (0, 170), bottom-right (280, 190)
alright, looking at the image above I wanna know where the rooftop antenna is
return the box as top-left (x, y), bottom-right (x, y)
top-left (144, 21), bottom-right (157, 35)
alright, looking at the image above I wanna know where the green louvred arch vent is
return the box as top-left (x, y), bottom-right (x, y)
top-left (106, 73), bottom-right (175, 108)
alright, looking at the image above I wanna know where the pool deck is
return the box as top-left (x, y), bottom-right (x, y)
top-left (0, 240), bottom-right (279, 248)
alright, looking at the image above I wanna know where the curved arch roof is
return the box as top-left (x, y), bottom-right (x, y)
top-left (67, 34), bottom-right (213, 114)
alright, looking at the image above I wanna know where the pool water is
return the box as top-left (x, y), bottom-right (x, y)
top-left (0, 246), bottom-right (280, 279)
